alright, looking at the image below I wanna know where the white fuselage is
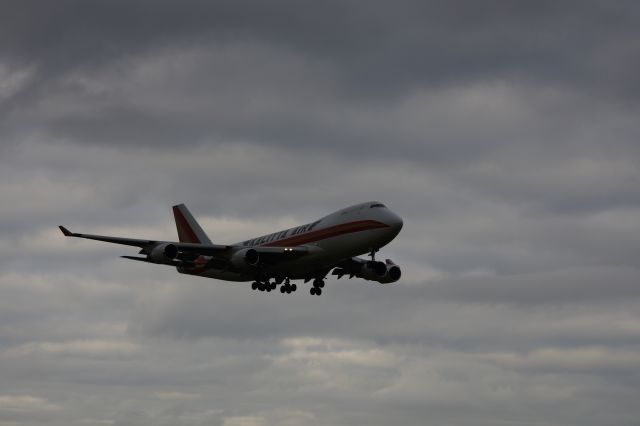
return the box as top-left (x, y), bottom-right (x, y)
top-left (177, 201), bottom-right (403, 282)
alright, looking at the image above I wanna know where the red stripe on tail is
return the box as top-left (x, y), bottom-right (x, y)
top-left (173, 206), bottom-right (201, 243)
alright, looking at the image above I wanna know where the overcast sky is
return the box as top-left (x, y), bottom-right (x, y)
top-left (1, 1), bottom-right (640, 425)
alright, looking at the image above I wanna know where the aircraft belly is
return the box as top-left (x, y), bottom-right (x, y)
top-left (265, 229), bottom-right (389, 278)
top-left (177, 227), bottom-right (394, 282)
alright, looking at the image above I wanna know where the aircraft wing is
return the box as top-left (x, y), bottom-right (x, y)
top-left (59, 226), bottom-right (314, 261)
top-left (58, 226), bottom-right (231, 255)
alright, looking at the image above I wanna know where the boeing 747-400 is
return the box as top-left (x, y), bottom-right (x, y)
top-left (60, 201), bottom-right (403, 296)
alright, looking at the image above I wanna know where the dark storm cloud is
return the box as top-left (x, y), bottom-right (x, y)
top-left (2, 0), bottom-right (640, 160)
top-left (3, 0), bottom-right (639, 96)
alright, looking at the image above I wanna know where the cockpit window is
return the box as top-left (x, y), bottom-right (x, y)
top-left (370, 203), bottom-right (386, 208)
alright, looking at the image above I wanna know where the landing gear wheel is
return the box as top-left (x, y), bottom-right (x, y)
top-left (315, 288), bottom-right (322, 296)
top-left (291, 283), bottom-right (297, 292)
top-left (251, 282), bottom-right (258, 290)
top-left (280, 286), bottom-right (285, 293)
top-left (310, 287), bottom-right (317, 295)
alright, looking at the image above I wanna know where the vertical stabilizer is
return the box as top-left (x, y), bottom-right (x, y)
top-left (172, 204), bottom-right (213, 245)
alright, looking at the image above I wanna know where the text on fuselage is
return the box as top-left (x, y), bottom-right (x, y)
top-left (242, 220), bottom-right (322, 247)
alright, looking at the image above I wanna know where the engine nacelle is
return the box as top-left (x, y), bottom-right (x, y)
top-left (357, 261), bottom-right (388, 281)
top-left (230, 248), bottom-right (260, 268)
top-left (361, 259), bottom-right (401, 284)
top-left (148, 243), bottom-right (178, 263)
top-left (332, 258), bottom-right (402, 284)
top-left (386, 263), bottom-right (402, 282)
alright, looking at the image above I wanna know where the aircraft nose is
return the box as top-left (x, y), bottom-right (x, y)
top-left (387, 211), bottom-right (403, 233)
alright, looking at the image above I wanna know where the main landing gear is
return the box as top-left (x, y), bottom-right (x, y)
top-left (251, 279), bottom-right (276, 292)
top-left (251, 276), bottom-right (326, 296)
top-left (251, 277), bottom-right (297, 294)
top-left (309, 278), bottom-right (324, 296)
top-left (280, 278), bottom-right (297, 294)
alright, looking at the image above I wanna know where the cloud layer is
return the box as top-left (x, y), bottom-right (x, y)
top-left (1, 1), bottom-right (640, 425)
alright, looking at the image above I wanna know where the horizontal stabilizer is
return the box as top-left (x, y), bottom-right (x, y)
top-left (121, 255), bottom-right (195, 267)
top-left (121, 255), bottom-right (150, 262)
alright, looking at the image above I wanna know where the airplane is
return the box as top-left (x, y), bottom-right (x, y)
top-left (59, 201), bottom-right (403, 296)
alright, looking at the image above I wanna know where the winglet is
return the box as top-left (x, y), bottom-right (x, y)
top-left (59, 226), bottom-right (73, 236)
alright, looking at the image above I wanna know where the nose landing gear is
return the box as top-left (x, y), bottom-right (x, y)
top-left (369, 248), bottom-right (379, 261)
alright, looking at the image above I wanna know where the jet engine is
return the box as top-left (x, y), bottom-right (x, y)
top-left (148, 243), bottom-right (178, 263)
top-left (362, 259), bottom-right (401, 284)
top-left (230, 248), bottom-right (260, 268)
top-left (384, 260), bottom-right (402, 282)
top-left (332, 258), bottom-right (402, 284)
top-left (358, 261), bottom-right (388, 281)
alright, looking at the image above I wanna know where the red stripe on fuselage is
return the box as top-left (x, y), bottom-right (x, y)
top-left (263, 220), bottom-right (389, 247)
top-left (173, 206), bottom-right (201, 244)
top-left (182, 220), bottom-right (389, 274)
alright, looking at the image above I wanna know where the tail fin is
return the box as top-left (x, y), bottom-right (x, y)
top-left (172, 204), bottom-right (213, 245)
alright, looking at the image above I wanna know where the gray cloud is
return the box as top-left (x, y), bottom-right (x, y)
top-left (1, 1), bottom-right (640, 425)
